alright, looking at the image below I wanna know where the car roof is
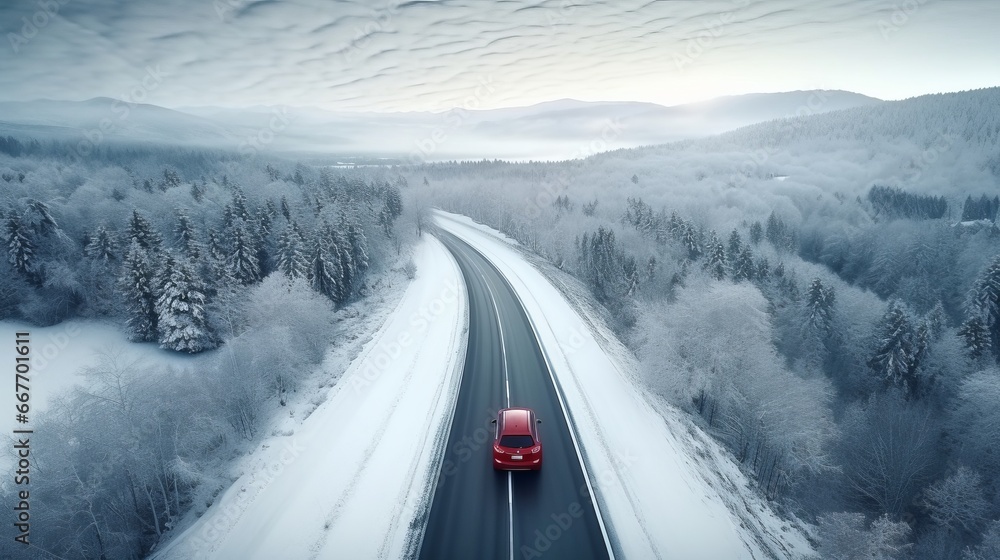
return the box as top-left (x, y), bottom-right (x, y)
top-left (500, 408), bottom-right (533, 435)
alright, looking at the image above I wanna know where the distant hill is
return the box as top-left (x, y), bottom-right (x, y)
top-left (713, 87), bottom-right (1000, 151)
top-left (0, 91), bottom-right (882, 160)
top-left (0, 98), bottom-right (241, 146)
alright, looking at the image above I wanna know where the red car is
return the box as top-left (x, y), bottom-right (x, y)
top-left (492, 407), bottom-right (542, 471)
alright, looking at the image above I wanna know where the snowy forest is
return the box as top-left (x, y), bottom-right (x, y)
top-left (0, 140), bottom-right (412, 558)
top-left (420, 87), bottom-right (1000, 559)
top-left (2, 85), bottom-right (999, 559)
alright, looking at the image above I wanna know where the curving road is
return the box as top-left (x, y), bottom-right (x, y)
top-left (419, 229), bottom-right (613, 560)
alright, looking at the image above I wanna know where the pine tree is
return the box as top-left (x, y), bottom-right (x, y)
top-left (749, 221), bottom-right (763, 244)
top-left (221, 204), bottom-right (235, 231)
top-left (126, 210), bottom-right (162, 252)
top-left (190, 179), bottom-right (206, 203)
top-left (755, 257), bottom-right (770, 281)
top-left (5, 213), bottom-right (35, 279)
top-left (276, 225), bottom-right (307, 279)
top-left (309, 237), bottom-right (338, 301)
top-left (927, 301), bottom-right (947, 339)
top-left (335, 228), bottom-right (355, 300)
top-left (24, 199), bottom-right (59, 236)
top-left (378, 185), bottom-right (403, 235)
top-left (231, 189), bottom-right (251, 223)
top-left (959, 316), bottom-right (991, 361)
top-left (119, 242), bottom-right (158, 342)
top-left (766, 211), bottom-right (787, 249)
top-left (348, 223), bottom-right (369, 276)
top-left (806, 279), bottom-right (835, 332)
top-left (727, 230), bottom-right (743, 261)
top-left (623, 255), bottom-right (639, 297)
top-left (967, 255), bottom-right (1000, 362)
top-left (255, 207), bottom-right (273, 275)
top-left (681, 223), bottom-right (701, 260)
top-left (733, 246), bottom-right (755, 282)
top-left (155, 257), bottom-right (215, 353)
top-left (280, 196), bottom-right (292, 221)
top-left (914, 322), bottom-right (931, 371)
top-left (227, 219), bottom-right (260, 285)
top-left (704, 232), bottom-right (726, 280)
top-left (207, 230), bottom-right (230, 286)
top-left (869, 301), bottom-right (918, 393)
top-left (586, 227), bottom-right (620, 301)
top-left (174, 211), bottom-right (201, 261)
top-left (85, 225), bottom-right (118, 263)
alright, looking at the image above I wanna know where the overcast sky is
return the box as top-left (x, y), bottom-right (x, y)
top-left (1, 0), bottom-right (998, 112)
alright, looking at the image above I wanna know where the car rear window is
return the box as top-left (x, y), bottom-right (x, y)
top-left (499, 435), bottom-right (534, 448)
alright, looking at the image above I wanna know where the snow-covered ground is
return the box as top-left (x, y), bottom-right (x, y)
top-left (0, 321), bottom-right (206, 476)
top-left (434, 210), bottom-right (815, 559)
top-left (152, 234), bottom-right (469, 560)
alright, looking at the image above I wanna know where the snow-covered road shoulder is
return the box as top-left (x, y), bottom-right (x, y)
top-left (434, 210), bottom-right (814, 560)
top-left (152, 234), bottom-right (468, 560)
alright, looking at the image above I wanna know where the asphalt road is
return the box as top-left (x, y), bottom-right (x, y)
top-left (419, 229), bottom-right (612, 560)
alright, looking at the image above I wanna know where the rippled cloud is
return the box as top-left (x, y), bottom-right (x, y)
top-left (1, 0), bottom-right (996, 110)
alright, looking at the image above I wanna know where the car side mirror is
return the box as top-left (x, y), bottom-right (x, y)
top-left (491, 419), bottom-right (497, 424)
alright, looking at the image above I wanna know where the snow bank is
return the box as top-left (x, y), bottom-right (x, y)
top-left (152, 235), bottom-right (468, 560)
top-left (0, 321), bottom-right (205, 475)
top-left (435, 210), bottom-right (814, 560)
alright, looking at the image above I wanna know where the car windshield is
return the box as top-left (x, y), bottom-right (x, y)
top-left (499, 435), bottom-right (534, 449)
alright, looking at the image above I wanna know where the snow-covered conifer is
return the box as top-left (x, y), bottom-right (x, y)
top-left (155, 257), bottom-right (215, 353)
top-left (126, 210), bottom-right (162, 252)
top-left (85, 225), bottom-right (119, 263)
top-left (276, 225), bottom-right (307, 279)
top-left (227, 219), bottom-right (260, 285)
top-left (119, 242), bottom-right (158, 342)
top-left (6, 212), bottom-right (35, 278)
top-left (869, 301), bottom-right (917, 392)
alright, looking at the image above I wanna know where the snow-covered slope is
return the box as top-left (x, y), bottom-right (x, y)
top-left (434, 210), bottom-right (815, 559)
top-left (150, 236), bottom-right (468, 560)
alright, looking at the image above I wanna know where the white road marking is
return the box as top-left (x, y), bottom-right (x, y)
top-left (476, 259), bottom-right (509, 407)
top-left (508, 471), bottom-right (514, 560)
top-left (469, 252), bottom-right (514, 560)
